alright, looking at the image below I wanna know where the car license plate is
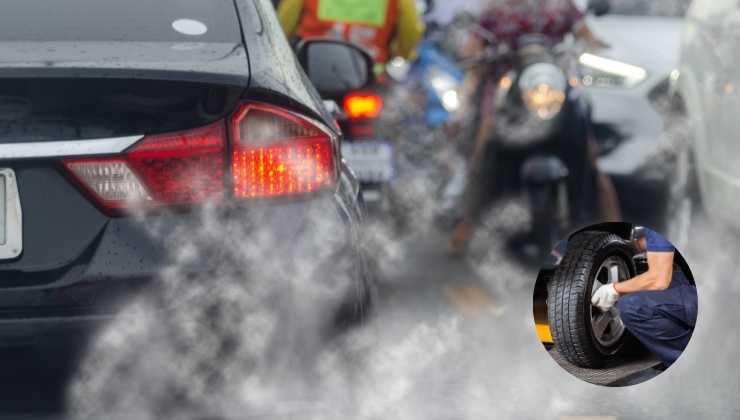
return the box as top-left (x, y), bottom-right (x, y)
top-left (341, 140), bottom-right (394, 182)
top-left (0, 168), bottom-right (22, 260)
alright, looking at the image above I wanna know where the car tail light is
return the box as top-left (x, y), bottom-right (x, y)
top-left (343, 92), bottom-right (383, 119)
top-left (230, 103), bottom-right (336, 198)
top-left (63, 103), bottom-right (334, 212)
top-left (63, 121), bottom-right (225, 210)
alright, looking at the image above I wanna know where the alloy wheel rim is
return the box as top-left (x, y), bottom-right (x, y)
top-left (590, 256), bottom-right (629, 348)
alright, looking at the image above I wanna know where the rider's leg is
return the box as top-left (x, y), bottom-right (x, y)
top-left (449, 117), bottom-right (497, 254)
top-left (588, 136), bottom-right (622, 222)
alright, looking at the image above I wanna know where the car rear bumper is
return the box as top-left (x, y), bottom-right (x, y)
top-left (0, 191), bottom-right (367, 340)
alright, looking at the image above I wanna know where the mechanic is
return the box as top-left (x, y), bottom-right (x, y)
top-left (592, 228), bottom-right (698, 366)
top-left (277, 0), bottom-right (425, 68)
top-left (449, 0), bottom-right (618, 254)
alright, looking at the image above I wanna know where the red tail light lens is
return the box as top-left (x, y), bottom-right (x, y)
top-left (126, 123), bottom-right (225, 203)
top-left (64, 158), bottom-right (150, 209)
top-left (343, 92), bottom-right (383, 119)
top-left (63, 103), bottom-right (334, 211)
top-left (64, 121), bottom-right (225, 210)
top-left (230, 103), bottom-right (336, 198)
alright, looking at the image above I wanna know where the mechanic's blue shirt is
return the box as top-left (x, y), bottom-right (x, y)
top-left (619, 228), bottom-right (697, 365)
top-left (645, 228), bottom-right (674, 253)
top-left (643, 227), bottom-right (689, 288)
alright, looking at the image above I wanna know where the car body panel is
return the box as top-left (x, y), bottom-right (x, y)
top-left (0, 164), bottom-right (108, 274)
top-left (0, 0), bottom-right (242, 43)
top-left (587, 15), bottom-right (682, 165)
top-left (0, 42), bottom-right (250, 87)
top-left (588, 16), bottom-right (683, 77)
top-left (679, 0), bottom-right (740, 230)
top-left (583, 13), bottom-right (684, 228)
top-left (0, 0), bottom-right (250, 86)
top-left (0, 194), bottom-right (357, 311)
top-left (235, 0), bottom-right (334, 124)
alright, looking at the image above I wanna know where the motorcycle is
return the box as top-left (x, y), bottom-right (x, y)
top-left (466, 23), bottom-right (602, 259)
top-left (384, 37), bottom-right (470, 223)
top-left (335, 77), bottom-right (396, 214)
top-left (338, 38), bottom-right (466, 228)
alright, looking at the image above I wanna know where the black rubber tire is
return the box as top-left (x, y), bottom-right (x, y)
top-left (333, 276), bottom-right (376, 330)
top-left (547, 231), bottom-right (637, 368)
top-left (332, 251), bottom-right (378, 331)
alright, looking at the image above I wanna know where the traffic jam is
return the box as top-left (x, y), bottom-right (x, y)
top-left (0, 0), bottom-right (738, 419)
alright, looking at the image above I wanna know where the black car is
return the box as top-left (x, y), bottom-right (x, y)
top-left (0, 0), bottom-right (376, 346)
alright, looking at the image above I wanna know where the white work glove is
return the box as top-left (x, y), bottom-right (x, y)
top-left (591, 283), bottom-right (620, 312)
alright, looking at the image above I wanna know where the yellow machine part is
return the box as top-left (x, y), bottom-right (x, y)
top-left (533, 300), bottom-right (554, 344)
top-left (536, 323), bottom-right (553, 343)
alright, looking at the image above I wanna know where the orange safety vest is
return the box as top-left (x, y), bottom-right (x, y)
top-left (296, 0), bottom-right (399, 64)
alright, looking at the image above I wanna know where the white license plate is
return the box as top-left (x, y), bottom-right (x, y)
top-left (0, 168), bottom-right (22, 260)
top-left (342, 141), bottom-right (394, 182)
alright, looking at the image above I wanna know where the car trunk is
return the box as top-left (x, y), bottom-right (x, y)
top-left (0, 76), bottom-right (245, 277)
top-left (0, 78), bottom-right (245, 141)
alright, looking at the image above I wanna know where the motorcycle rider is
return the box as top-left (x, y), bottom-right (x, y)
top-left (449, 0), bottom-right (620, 254)
top-left (277, 0), bottom-right (425, 67)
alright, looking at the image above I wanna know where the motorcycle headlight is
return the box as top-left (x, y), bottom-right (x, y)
top-left (429, 68), bottom-right (462, 112)
top-left (578, 53), bottom-right (648, 88)
top-left (519, 63), bottom-right (567, 120)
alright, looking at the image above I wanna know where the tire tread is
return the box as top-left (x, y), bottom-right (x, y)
top-left (547, 231), bottom-right (633, 368)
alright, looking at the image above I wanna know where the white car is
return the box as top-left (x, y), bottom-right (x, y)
top-left (575, 0), bottom-right (689, 233)
top-left (677, 0), bottom-right (740, 234)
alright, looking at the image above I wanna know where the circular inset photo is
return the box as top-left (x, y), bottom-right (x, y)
top-left (532, 222), bottom-right (698, 386)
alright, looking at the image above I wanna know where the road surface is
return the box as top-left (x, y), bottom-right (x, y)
top-left (0, 213), bottom-right (737, 419)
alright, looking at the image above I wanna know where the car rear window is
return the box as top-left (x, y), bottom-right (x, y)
top-left (0, 78), bottom-right (243, 142)
top-left (0, 0), bottom-right (241, 43)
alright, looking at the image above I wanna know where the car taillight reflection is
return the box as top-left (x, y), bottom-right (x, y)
top-left (63, 102), bottom-right (336, 212)
top-left (343, 92), bottom-right (383, 120)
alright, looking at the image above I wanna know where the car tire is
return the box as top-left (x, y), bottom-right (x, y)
top-left (547, 231), bottom-right (637, 368)
top-left (332, 252), bottom-right (378, 331)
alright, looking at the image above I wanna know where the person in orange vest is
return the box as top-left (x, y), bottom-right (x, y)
top-left (278, 0), bottom-right (425, 66)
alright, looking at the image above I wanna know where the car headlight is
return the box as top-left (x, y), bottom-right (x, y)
top-left (429, 68), bottom-right (462, 112)
top-left (519, 63), bottom-right (567, 120)
top-left (578, 53), bottom-right (648, 88)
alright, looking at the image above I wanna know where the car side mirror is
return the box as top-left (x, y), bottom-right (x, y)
top-left (587, 0), bottom-right (610, 17)
top-left (296, 39), bottom-right (375, 99)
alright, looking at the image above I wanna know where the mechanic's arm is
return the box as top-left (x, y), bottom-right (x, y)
top-left (393, 0), bottom-right (426, 60)
top-left (615, 251), bottom-right (675, 294)
top-left (278, 0), bottom-right (305, 37)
